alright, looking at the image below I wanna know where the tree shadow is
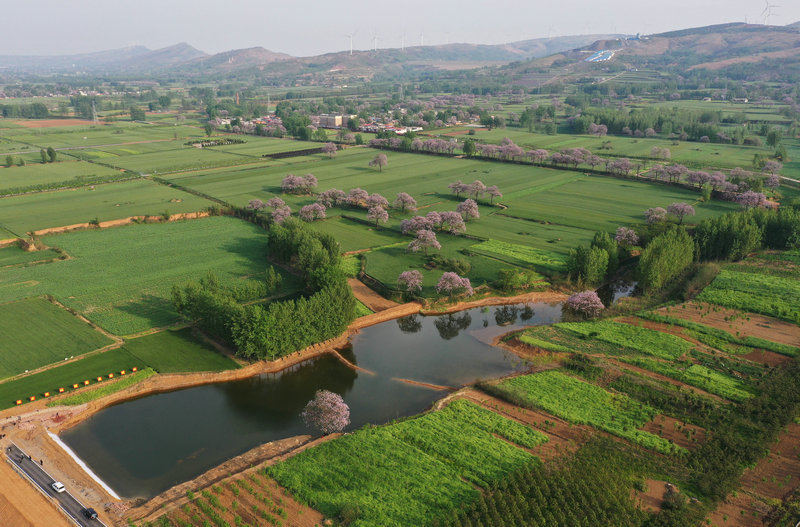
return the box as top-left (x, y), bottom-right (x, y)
top-left (116, 293), bottom-right (179, 332)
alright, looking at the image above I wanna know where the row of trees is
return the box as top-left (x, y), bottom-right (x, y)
top-left (173, 218), bottom-right (355, 360)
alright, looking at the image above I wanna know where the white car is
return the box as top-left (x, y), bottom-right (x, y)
top-left (51, 481), bottom-right (66, 493)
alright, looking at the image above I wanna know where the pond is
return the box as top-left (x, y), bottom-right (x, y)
top-left (61, 302), bottom-right (563, 499)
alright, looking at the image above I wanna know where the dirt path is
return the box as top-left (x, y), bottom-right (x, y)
top-left (0, 454), bottom-right (73, 527)
top-left (348, 277), bottom-right (399, 312)
top-left (657, 302), bottom-right (800, 348)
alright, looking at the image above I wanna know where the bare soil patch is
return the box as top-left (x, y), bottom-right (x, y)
top-left (11, 119), bottom-right (102, 128)
top-left (632, 479), bottom-right (674, 514)
top-left (657, 302), bottom-right (800, 348)
top-left (740, 349), bottom-right (791, 367)
top-left (641, 414), bottom-right (706, 450)
top-left (740, 423), bottom-right (800, 501)
top-left (348, 277), bottom-right (398, 312)
top-left (0, 456), bottom-right (72, 527)
top-left (707, 491), bottom-right (771, 527)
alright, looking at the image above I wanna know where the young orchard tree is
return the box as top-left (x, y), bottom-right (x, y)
top-left (457, 199), bottom-right (480, 221)
top-left (321, 142), bottom-right (337, 158)
top-left (408, 229), bottom-right (441, 256)
top-left (393, 192), bottom-right (417, 212)
top-left (435, 272), bottom-right (474, 298)
top-left (369, 153), bottom-right (388, 172)
top-left (667, 202), bottom-right (695, 225)
top-left (397, 270), bottom-right (424, 293)
top-left (301, 390), bottom-right (350, 435)
top-left (367, 206), bottom-right (389, 226)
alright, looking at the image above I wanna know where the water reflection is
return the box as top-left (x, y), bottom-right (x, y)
top-left (433, 312), bottom-right (472, 340)
top-left (596, 279), bottom-right (637, 307)
top-left (396, 314), bottom-right (423, 334)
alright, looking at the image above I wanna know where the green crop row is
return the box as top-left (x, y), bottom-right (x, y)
top-left (637, 311), bottom-right (798, 357)
top-left (267, 399), bottom-right (545, 526)
top-left (470, 239), bottom-right (567, 273)
top-left (696, 269), bottom-right (800, 324)
top-left (518, 335), bottom-right (572, 353)
top-left (490, 370), bottom-right (684, 455)
top-left (555, 321), bottom-right (694, 361)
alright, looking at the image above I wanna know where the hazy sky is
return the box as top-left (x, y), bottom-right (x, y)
top-left (3, 0), bottom-right (799, 57)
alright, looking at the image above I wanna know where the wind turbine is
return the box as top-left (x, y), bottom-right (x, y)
top-left (344, 32), bottom-right (357, 55)
top-left (371, 32), bottom-right (378, 52)
top-left (400, 32), bottom-right (406, 51)
top-left (420, 30), bottom-right (424, 47)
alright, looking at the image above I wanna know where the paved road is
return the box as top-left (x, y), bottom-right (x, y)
top-left (5, 443), bottom-right (105, 527)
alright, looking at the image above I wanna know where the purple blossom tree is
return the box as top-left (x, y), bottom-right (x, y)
top-left (301, 390), bottom-right (350, 435)
top-left (736, 191), bottom-right (768, 209)
top-left (565, 291), bottom-right (605, 318)
top-left (393, 192), bottom-right (417, 212)
top-left (426, 211), bottom-right (443, 231)
top-left (369, 153), bottom-right (388, 172)
top-left (348, 188), bottom-right (369, 207)
top-left (408, 229), bottom-right (441, 256)
top-left (281, 174), bottom-right (305, 194)
top-left (667, 202), bottom-right (695, 225)
top-left (366, 193), bottom-right (389, 209)
top-left (486, 185), bottom-right (502, 204)
top-left (321, 142), bottom-right (337, 158)
top-left (299, 203), bottom-right (326, 222)
top-left (765, 174), bottom-right (781, 191)
top-left (435, 272), bottom-right (474, 297)
top-left (367, 206), bottom-right (389, 226)
top-left (272, 206), bottom-right (292, 224)
top-left (397, 270), bottom-right (424, 293)
top-left (614, 227), bottom-right (639, 248)
top-left (468, 180), bottom-right (486, 200)
top-left (448, 180), bottom-right (469, 199)
top-left (439, 211), bottom-right (466, 234)
top-left (400, 216), bottom-right (432, 235)
top-left (303, 173), bottom-right (318, 192)
top-left (709, 172), bottom-right (727, 190)
top-left (316, 188), bottom-right (347, 208)
top-left (266, 197), bottom-right (286, 210)
top-left (645, 207), bottom-right (668, 224)
top-left (457, 199), bottom-right (480, 221)
top-left (247, 199), bottom-right (266, 211)
top-left (762, 161), bottom-right (783, 175)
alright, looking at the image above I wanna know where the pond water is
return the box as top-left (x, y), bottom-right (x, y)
top-left (61, 302), bottom-right (563, 499)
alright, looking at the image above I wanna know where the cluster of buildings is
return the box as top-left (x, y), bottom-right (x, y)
top-left (312, 113), bottom-right (424, 134)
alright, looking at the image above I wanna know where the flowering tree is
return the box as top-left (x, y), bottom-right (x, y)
top-left (614, 227), bottom-right (639, 248)
top-left (607, 158), bottom-right (633, 176)
top-left (736, 191), bottom-right (768, 209)
top-left (762, 161), bottom-right (783, 175)
top-left (316, 188), bottom-right (347, 208)
top-left (400, 216), bottom-right (432, 235)
top-left (393, 192), bottom-right (417, 212)
top-left (486, 185), bottom-right (502, 204)
top-left (457, 199), bottom-right (480, 221)
top-left (765, 174), bottom-right (781, 191)
top-left (397, 270), bottom-right (423, 292)
top-left (426, 211), bottom-right (443, 231)
top-left (272, 206), bottom-right (291, 224)
top-left (439, 211), bottom-right (466, 233)
top-left (321, 142), bottom-right (337, 158)
top-left (435, 272), bottom-right (474, 297)
top-left (565, 291), bottom-right (605, 318)
top-left (709, 172), bottom-right (727, 190)
top-left (367, 206), bottom-right (389, 226)
top-left (468, 180), bottom-right (486, 200)
top-left (667, 202), bottom-right (695, 225)
top-left (281, 174), bottom-right (317, 194)
top-left (448, 180), bottom-right (469, 199)
top-left (366, 193), bottom-right (389, 209)
top-left (348, 188), bottom-right (369, 207)
top-left (369, 153), bottom-right (388, 172)
top-left (408, 229), bottom-right (441, 256)
top-left (299, 203), bottom-right (326, 222)
top-left (303, 173), bottom-right (318, 191)
top-left (266, 197), bottom-right (286, 210)
top-left (301, 390), bottom-right (350, 435)
top-left (686, 171), bottom-right (711, 189)
top-left (246, 199), bottom-right (266, 211)
top-left (644, 207), bottom-right (668, 224)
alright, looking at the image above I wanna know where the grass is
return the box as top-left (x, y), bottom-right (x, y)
top-left (0, 245), bottom-right (61, 267)
top-left (491, 370), bottom-right (684, 455)
top-left (696, 268), bottom-right (800, 324)
top-left (268, 399), bottom-right (545, 526)
top-left (0, 179), bottom-right (213, 234)
top-left (470, 239), bottom-right (568, 273)
top-left (311, 216), bottom-right (405, 253)
top-left (121, 328), bottom-right (241, 373)
top-left (0, 160), bottom-right (126, 195)
top-left (52, 368), bottom-right (157, 406)
top-left (354, 300), bottom-right (373, 318)
top-left (555, 320), bottom-right (694, 361)
top-left (0, 297), bottom-right (114, 379)
top-left (0, 216), bottom-right (299, 335)
top-left (0, 348), bottom-right (145, 410)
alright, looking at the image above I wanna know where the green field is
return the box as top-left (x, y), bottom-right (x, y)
top-left (268, 399), bottom-right (546, 526)
top-left (493, 370), bottom-right (683, 455)
top-left (0, 179), bottom-right (213, 234)
top-left (470, 239), bottom-right (568, 273)
top-left (0, 160), bottom-right (126, 194)
top-left (0, 297), bottom-right (113, 379)
top-left (555, 321), bottom-right (694, 361)
top-left (122, 328), bottom-right (240, 373)
top-left (696, 268), bottom-right (800, 324)
top-left (0, 347), bottom-right (146, 410)
top-left (0, 217), bottom-right (297, 335)
top-left (52, 367), bottom-right (157, 406)
top-left (0, 245), bottom-right (61, 267)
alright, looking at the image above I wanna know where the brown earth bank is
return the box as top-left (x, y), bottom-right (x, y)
top-left (30, 211), bottom-right (211, 237)
top-left (347, 277), bottom-right (398, 312)
top-left (657, 302), bottom-right (800, 348)
top-left (0, 454), bottom-right (73, 527)
top-left (641, 414), bottom-right (706, 450)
